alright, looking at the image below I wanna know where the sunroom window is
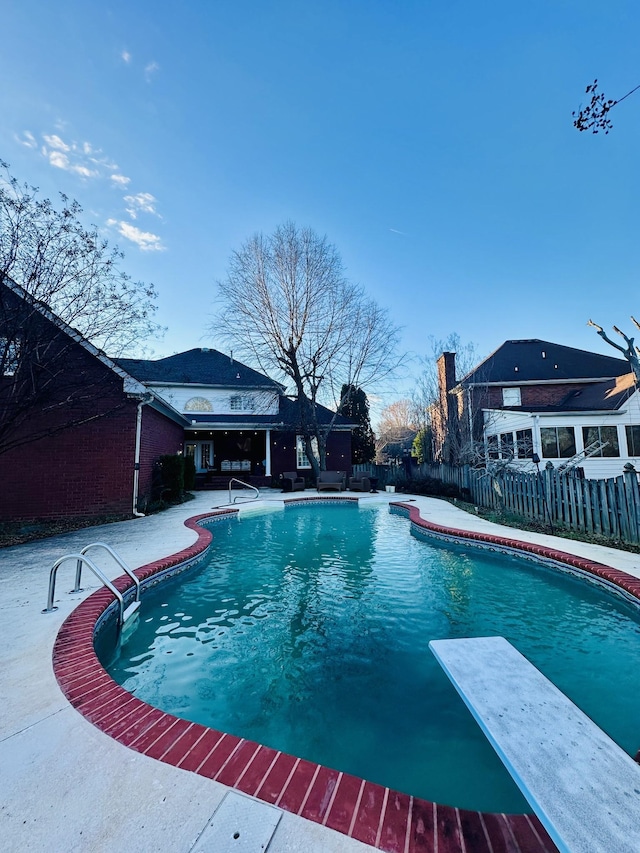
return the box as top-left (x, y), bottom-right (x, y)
top-left (582, 426), bottom-right (619, 457)
top-left (541, 426), bottom-right (576, 459)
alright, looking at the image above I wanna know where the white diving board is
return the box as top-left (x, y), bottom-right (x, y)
top-left (429, 636), bottom-right (640, 853)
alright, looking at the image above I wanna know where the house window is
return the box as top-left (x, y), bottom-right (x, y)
top-left (487, 435), bottom-right (499, 460)
top-left (499, 432), bottom-right (514, 459)
top-left (296, 435), bottom-right (319, 469)
top-left (515, 428), bottom-right (534, 459)
top-left (541, 426), bottom-right (576, 459)
top-left (502, 387), bottom-right (521, 406)
top-left (582, 426), bottom-right (620, 457)
top-left (626, 426), bottom-right (640, 456)
top-left (184, 396), bottom-right (213, 412)
top-left (0, 337), bottom-right (20, 377)
top-left (230, 394), bottom-right (255, 412)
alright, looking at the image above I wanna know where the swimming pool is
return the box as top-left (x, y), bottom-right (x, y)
top-left (99, 502), bottom-right (640, 813)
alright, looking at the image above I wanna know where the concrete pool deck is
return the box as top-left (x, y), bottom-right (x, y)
top-left (2, 490), bottom-right (639, 852)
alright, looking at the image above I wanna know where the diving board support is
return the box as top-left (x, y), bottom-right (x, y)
top-left (429, 636), bottom-right (640, 853)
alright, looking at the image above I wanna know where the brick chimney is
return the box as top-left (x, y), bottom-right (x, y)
top-left (435, 351), bottom-right (458, 463)
top-left (437, 351), bottom-right (457, 396)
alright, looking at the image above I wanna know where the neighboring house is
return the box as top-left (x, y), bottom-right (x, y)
top-left (434, 339), bottom-right (640, 478)
top-left (117, 349), bottom-right (354, 485)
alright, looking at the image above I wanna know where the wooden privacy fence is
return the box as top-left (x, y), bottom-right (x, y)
top-left (353, 462), bottom-right (640, 546)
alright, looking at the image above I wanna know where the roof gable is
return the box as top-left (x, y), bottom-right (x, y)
top-left (117, 348), bottom-right (284, 390)
top-left (461, 339), bottom-right (629, 385)
top-left (1, 277), bottom-right (147, 396)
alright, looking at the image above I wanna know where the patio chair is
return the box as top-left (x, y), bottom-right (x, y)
top-left (281, 471), bottom-right (305, 492)
top-left (348, 475), bottom-right (371, 492)
top-left (316, 471), bottom-right (346, 491)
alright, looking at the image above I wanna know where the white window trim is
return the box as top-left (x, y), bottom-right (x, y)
top-left (296, 435), bottom-right (319, 469)
top-left (502, 387), bottom-right (521, 406)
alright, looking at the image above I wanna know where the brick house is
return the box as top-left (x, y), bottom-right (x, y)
top-left (1, 280), bottom-right (354, 523)
top-left (433, 339), bottom-right (640, 478)
top-left (117, 349), bottom-right (354, 488)
top-left (0, 279), bottom-right (185, 523)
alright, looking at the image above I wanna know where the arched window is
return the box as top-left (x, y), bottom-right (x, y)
top-left (184, 396), bottom-right (213, 413)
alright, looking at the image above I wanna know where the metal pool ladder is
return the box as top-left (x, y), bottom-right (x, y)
top-left (43, 542), bottom-right (141, 625)
top-left (228, 477), bottom-right (260, 504)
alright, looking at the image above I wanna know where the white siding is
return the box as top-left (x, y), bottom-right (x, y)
top-left (145, 384), bottom-right (280, 416)
top-left (483, 389), bottom-right (640, 479)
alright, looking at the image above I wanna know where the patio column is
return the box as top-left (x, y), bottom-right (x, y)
top-left (265, 429), bottom-right (272, 476)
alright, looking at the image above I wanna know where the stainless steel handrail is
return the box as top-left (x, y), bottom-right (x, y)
top-left (43, 554), bottom-right (125, 624)
top-left (228, 477), bottom-right (260, 504)
top-left (72, 542), bottom-right (140, 602)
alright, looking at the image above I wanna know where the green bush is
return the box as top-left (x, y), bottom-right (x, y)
top-left (158, 454), bottom-right (184, 501)
top-left (396, 476), bottom-right (462, 499)
top-left (183, 454), bottom-right (196, 490)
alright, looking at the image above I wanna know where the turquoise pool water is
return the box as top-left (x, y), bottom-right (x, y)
top-left (102, 503), bottom-right (640, 812)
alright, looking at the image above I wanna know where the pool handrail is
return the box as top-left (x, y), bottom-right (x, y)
top-left (43, 553), bottom-right (126, 625)
top-left (72, 542), bottom-right (141, 603)
top-left (228, 477), bottom-right (260, 504)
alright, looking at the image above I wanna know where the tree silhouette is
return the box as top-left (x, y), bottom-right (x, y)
top-left (338, 384), bottom-right (376, 464)
top-left (573, 79), bottom-right (640, 134)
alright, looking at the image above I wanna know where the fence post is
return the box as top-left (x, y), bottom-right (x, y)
top-left (623, 464), bottom-right (640, 545)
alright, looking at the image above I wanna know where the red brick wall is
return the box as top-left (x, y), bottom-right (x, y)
top-left (270, 430), bottom-right (353, 480)
top-left (1, 398), bottom-right (139, 522)
top-left (137, 407), bottom-right (185, 507)
top-left (325, 430), bottom-right (352, 473)
top-left (0, 314), bottom-right (186, 522)
top-left (473, 382), bottom-right (593, 411)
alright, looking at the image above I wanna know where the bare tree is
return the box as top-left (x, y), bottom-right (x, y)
top-left (0, 161), bottom-right (162, 455)
top-left (375, 399), bottom-right (419, 463)
top-left (213, 222), bottom-right (402, 475)
top-left (1, 161), bottom-right (161, 353)
top-left (573, 79), bottom-right (640, 134)
top-left (587, 318), bottom-right (640, 383)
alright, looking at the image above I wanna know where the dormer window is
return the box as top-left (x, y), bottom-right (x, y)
top-left (230, 394), bottom-right (255, 412)
top-left (502, 387), bottom-right (521, 406)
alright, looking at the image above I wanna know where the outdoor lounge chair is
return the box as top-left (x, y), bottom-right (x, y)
top-left (316, 471), bottom-right (346, 491)
top-left (348, 475), bottom-right (371, 492)
top-left (281, 471), bottom-right (305, 492)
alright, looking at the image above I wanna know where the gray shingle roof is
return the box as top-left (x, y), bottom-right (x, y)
top-left (461, 339), bottom-right (629, 385)
top-left (116, 348), bottom-right (284, 389)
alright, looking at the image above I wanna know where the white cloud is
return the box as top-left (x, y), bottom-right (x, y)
top-left (22, 127), bottom-right (164, 248)
top-left (111, 220), bottom-right (166, 251)
top-left (124, 191), bottom-right (158, 219)
top-left (72, 164), bottom-right (98, 178)
top-left (43, 133), bottom-right (71, 152)
top-left (46, 148), bottom-right (97, 178)
top-left (48, 150), bottom-right (70, 169)
top-left (144, 61), bottom-right (160, 82)
top-left (16, 130), bottom-right (37, 149)
top-left (38, 132), bottom-right (108, 179)
top-left (121, 50), bottom-right (132, 64)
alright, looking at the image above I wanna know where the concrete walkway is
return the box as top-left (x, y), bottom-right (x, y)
top-left (1, 491), bottom-right (638, 852)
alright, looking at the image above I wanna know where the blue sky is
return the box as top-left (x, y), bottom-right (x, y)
top-left (2, 0), bottom-right (640, 407)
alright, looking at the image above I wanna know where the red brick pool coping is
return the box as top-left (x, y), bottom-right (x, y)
top-left (52, 497), bottom-right (640, 853)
